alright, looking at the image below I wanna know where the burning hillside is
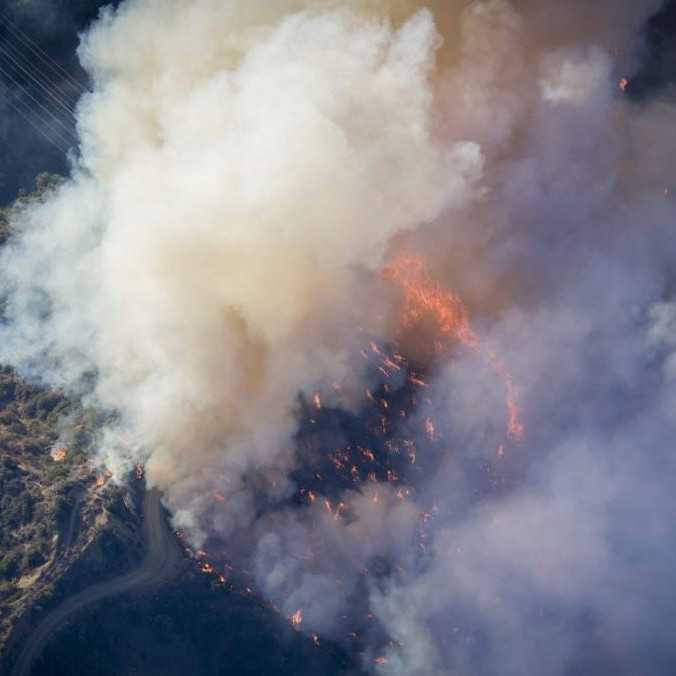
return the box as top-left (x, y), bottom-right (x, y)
top-left (2, 0), bottom-right (676, 674)
top-left (181, 252), bottom-right (527, 658)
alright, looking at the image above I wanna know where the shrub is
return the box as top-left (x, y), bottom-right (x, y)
top-left (0, 553), bottom-right (19, 579)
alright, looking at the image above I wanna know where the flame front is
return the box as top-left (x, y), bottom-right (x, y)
top-left (383, 254), bottom-right (524, 442)
top-left (50, 447), bottom-right (68, 462)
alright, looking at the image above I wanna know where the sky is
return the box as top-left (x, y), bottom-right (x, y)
top-left (0, 0), bottom-right (120, 202)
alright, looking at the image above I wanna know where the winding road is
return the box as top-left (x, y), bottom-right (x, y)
top-left (10, 488), bottom-right (183, 676)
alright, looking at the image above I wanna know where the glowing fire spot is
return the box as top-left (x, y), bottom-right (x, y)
top-left (201, 562), bottom-right (214, 574)
top-left (383, 254), bottom-right (524, 442)
top-left (374, 656), bottom-right (389, 665)
top-left (312, 633), bottom-right (320, 647)
top-left (424, 417), bottom-right (437, 441)
top-left (50, 447), bottom-right (68, 462)
top-left (213, 490), bottom-right (226, 502)
top-left (408, 374), bottom-right (427, 387)
top-left (313, 392), bottom-right (322, 410)
top-left (290, 609), bottom-right (303, 628)
top-left (383, 358), bottom-right (401, 372)
top-left (619, 77), bottom-right (629, 92)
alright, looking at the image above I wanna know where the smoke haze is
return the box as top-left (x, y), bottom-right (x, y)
top-left (2, 1), bottom-right (676, 674)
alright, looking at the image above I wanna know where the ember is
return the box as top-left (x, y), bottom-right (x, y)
top-left (424, 417), bottom-right (437, 441)
top-left (383, 254), bottom-right (524, 442)
top-left (290, 609), bottom-right (303, 628)
top-left (50, 447), bottom-right (67, 462)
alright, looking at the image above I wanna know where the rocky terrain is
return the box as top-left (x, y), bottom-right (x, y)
top-left (0, 180), bottom-right (147, 667)
top-left (0, 178), bottom-right (361, 676)
top-left (0, 360), bottom-right (147, 660)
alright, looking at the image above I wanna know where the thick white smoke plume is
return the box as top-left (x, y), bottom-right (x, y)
top-left (2, 1), bottom-right (676, 674)
top-left (2, 0), bottom-right (482, 498)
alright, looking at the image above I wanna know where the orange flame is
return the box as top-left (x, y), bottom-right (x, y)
top-left (424, 417), bottom-right (437, 441)
top-left (408, 374), bottom-right (427, 387)
top-left (290, 609), bottom-right (303, 628)
top-left (383, 254), bottom-right (524, 442)
top-left (51, 447), bottom-right (68, 462)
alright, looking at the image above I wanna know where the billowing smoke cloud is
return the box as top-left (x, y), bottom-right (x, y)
top-left (2, 0), bottom-right (676, 674)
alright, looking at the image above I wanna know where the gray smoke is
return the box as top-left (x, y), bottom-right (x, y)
top-left (1, 1), bottom-right (675, 674)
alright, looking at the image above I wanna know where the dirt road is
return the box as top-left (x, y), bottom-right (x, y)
top-left (10, 488), bottom-right (182, 676)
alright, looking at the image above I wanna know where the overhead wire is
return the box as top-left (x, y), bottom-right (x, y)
top-left (0, 10), bottom-right (88, 155)
top-left (0, 57), bottom-right (75, 141)
top-left (2, 93), bottom-right (72, 154)
top-left (0, 65), bottom-right (76, 158)
top-left (0, 42), bottom-right (78, 119)
top-left (0, 9), bottom-right (89, 96)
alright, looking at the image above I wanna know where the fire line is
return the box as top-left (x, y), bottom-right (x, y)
top-left (382, 254), bottom-right (524, 442)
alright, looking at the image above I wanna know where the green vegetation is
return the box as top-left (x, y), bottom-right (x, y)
top-left (0, 175), bottom-right (123, 658)
top-left (0, 368), bottom-right (66, 580)
top-left (0, 364), bottom-right (101, 572)
top-left (0, 172), bottom-right (64, 246)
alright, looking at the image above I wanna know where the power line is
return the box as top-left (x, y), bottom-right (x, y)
top-left (2, 94), bottom-right (72, 154)
top-left (0, 42), bottom-right (78, 119)
top-left (0, 10), bottom-right (89, 96)
top-left (0, 58), bottom-right (76, 143)
top-left (0, 36), bottom-right (79, 115)
top-left (0, 11), bottom-right (87, 157)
